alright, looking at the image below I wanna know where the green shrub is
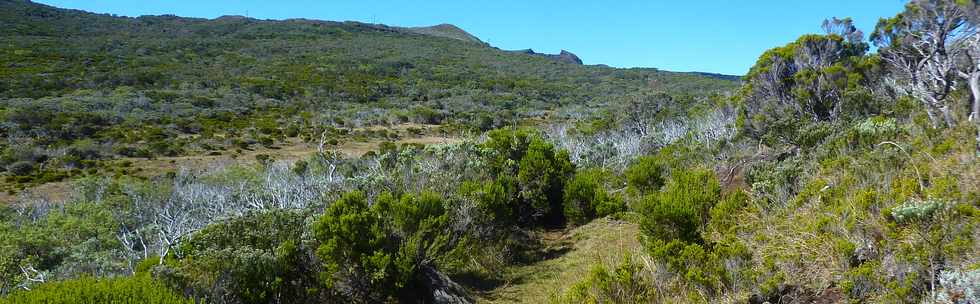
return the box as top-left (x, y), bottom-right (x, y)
top-left (64, 140), bottom-right (102, 162)
top-left (563, 169), bottom-right (624, 225)
top-left (254, 154), bottom-right (272, 166)
top-left (114, 145), bottom-right (152, 158)
top-left (167, 209), bottom-right (322, 304)
top-left (0, 275), bottom-right (194, 304)
top-left (314, 191), bottom-right (455, 303)
top-left (375, 191), bottom-right (453, 297)
top-left (483, 128), bottom-right (574, 227)
top-left (638, 167), bottom-right (741, 292)
top-left (556, 254), bottom-right (652, 304)
top-left (284, 126), bottom-right (300, 138)
top-left (459, 178), bottom-right (517, 227)
top-left (517, 139), bottom-right (574, 226)
top-left (291, 160), bottom-right (308, 176)
top-left (411, 106), bottom-right (444, 124)
top-left (233, 139), bottom-right (250, 150)
top-left (314, 192), bottom-right (395, 302)
top-left (258, 136), bottom-right (274, 147)
top-left (5, 161), bottom-right (33, 176)
top-left (639, 167), bottom-right (720, 244)
top-left (708, 190), bottom-right (750, 235)
top-left (0, 200), bottom-right (124, 292)
top-left (625, 156), bottom-right (666, 194)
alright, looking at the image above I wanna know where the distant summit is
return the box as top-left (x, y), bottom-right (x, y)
top-left (399, 24), bottom-right (485, 45)
top-left (556, 50), bottom-right (583, 65)
top-left (510, 49), bottom-right (584, 65)
top-left (392, 24), bottom-right (584, 64)
top-left (215, 15), bottom-right (249, 21)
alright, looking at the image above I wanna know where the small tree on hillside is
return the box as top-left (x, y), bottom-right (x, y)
top-left (741, 17), bottom-right (873, 146)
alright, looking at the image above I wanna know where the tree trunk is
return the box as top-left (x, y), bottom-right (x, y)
top-left (969, 73), bottom-right (980, 121)
top-left (969, 73), bottom-right (980, 157)
top-left (939, 105), bottom-right (956, 128)
top-left (925, 105), bottom-right (942, 128)
top-left (976, 127), bottom-right (980, 158)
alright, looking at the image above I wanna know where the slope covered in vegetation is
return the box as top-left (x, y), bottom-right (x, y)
top-left (0, 0), bottom-right (736, 196)
top-left (1, 0), bottom-right (979, 304)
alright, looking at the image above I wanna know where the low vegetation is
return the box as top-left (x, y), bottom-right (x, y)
top-left (1, 0), bottom-right (979, 303)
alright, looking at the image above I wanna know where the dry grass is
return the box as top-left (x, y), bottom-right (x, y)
top-left (478, 217), bottom-right (643, 304)
top-left (0, 181), bottom-right (72, 203)
top-left (1, 126), bottom-right (459, 204)
top-left (121, 135), bottom-right (458, 176)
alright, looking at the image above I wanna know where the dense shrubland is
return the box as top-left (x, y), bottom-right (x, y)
top-left (552, 2), bottom-right (980, 303)
top-left (0, 0), bottom-right (735, 195)
top-left (0, 94), bottom-right (744, 302)
top-left (2, 0), bottom-right (980, 303)
top-left (0, 128), bottom-right (614, 302)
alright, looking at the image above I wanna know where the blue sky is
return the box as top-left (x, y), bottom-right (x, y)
top-left (37, 0), bottom-right (905, 75)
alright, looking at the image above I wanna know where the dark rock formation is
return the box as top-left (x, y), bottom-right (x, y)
top-left (506, 48), bottom-right (584, 65)
top-left (422, 266), bottom-right (473, 304)
top-left (556, 50), bottom-right (583, 64)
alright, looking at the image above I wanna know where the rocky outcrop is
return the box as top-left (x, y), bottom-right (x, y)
top-left (422, 265), bottom-right (473, 304)
top-left (555, 50), bottom-right (583, 64)
top-left (507, 49), bottom-right (584, 65)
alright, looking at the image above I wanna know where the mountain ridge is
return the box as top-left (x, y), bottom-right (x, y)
top-left (3, 0), bottom-right (739, 75)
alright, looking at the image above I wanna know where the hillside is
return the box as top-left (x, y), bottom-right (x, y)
top-left (0, 0), bottom-right (737, 197)
top-left (400, 24), bottom-right (486, 44)
top-left (0, 0), bottom-right (735, 100)
top-left (1, 1), bottom-right (978, 304)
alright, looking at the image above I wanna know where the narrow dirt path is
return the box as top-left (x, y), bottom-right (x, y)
top-left (477, 217), bottom-right (643, 303)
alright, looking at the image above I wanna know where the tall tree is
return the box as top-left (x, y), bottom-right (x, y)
top-left (872, 0), bottom-right (977, 128)
top-left (955, 2), bottom-right (980, 155)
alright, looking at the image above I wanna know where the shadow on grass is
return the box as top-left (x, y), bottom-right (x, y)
top-left (452, 271), bottom-right (511, 293)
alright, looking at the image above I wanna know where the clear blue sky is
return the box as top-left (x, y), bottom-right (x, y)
top-left (37, 0), bottom-right (905, 75)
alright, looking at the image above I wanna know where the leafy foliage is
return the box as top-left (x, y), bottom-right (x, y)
top-left (483, 128), bottom-right (574, 227)
top-left (313, 192), bottom-right (396, 302)
top-left (162, 209), bottom-right (325, 304)
top-left (739, 18), bottom-right (882, 146)
top-left (563, 169), bottom-right (625, 225)
top-left (556, 255), bottom-right (653, 304)
top-left (639, 167), bottom-right (719, 244)
top-left (0, 200), bottom-right (126, 295)
top-left (313, 191), bottom-right (456, 303)
top-left (637, 166), bottom-right (752, 294)
top-left (0, 275), bottom-right (194, 304)
top-left (625, 155), bottom-right (667, 195)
